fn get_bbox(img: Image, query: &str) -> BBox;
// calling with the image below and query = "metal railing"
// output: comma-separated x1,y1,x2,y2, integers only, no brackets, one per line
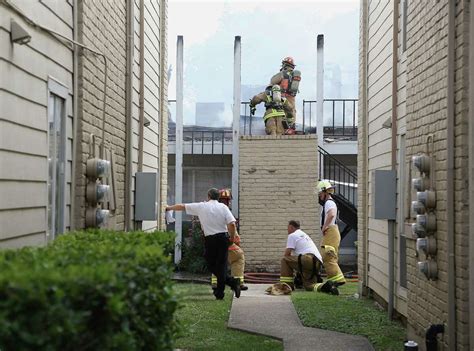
303,99,358,138
318,145,357,205
168,129,232,154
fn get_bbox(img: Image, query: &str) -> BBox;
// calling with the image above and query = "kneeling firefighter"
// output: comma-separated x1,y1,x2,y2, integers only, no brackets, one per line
211,189,248,291
313,180,346,294
249,85,294,136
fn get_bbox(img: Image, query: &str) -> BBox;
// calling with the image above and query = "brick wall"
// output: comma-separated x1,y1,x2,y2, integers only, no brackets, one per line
75,0,128,230
239,135,319,272
404,1,470,349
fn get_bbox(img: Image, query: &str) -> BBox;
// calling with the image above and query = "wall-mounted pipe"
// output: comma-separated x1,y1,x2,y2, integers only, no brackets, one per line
71,0,79,230
388,0,399,321
446,0,456,348
469,0,474,347
137,0,145,172
124,0,134,231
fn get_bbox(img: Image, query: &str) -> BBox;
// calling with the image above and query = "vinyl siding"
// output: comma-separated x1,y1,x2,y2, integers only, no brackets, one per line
0,0,74,247
366,0,393,303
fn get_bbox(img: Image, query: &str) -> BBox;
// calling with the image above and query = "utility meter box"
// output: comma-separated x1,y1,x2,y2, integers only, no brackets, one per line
372,170,397,220
135,172,158,221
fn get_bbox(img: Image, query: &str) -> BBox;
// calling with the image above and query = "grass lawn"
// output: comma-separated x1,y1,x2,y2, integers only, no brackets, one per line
292,282,406,351
173,283,282,351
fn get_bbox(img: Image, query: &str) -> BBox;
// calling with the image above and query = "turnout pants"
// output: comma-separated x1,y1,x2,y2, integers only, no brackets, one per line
280,254,321,291
265,117,285,135
204,233,235,297
211,247,245,286
320,224,345,285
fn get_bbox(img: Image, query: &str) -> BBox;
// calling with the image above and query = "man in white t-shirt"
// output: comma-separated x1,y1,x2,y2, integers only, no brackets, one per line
166,188,241,300
279,220,323,291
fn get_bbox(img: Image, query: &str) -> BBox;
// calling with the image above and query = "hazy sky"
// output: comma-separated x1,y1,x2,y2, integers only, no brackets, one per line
168,0,359,126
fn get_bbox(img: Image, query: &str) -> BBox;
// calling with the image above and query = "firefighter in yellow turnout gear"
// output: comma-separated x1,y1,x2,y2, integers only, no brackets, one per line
314,180,346,294
211,189,248,291
269,56,301,133
250,85,294,136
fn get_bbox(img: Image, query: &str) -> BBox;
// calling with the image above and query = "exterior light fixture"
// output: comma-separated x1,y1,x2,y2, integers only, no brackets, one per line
10,19,31,45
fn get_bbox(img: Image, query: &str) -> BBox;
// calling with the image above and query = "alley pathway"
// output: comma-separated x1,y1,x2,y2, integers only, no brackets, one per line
228,284,374,351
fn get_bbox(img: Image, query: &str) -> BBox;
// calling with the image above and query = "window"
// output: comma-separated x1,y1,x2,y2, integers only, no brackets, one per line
47,79,68,240
401,0,408,53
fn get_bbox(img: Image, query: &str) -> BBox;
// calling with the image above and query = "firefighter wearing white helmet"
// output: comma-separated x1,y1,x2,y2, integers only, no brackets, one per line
269,56,302,134
314,180,346,294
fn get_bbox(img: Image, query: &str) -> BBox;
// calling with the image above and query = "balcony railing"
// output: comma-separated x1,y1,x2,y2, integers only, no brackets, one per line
302,99,358,138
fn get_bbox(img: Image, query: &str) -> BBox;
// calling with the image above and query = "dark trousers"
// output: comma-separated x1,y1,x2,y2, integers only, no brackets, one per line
204,232,233,297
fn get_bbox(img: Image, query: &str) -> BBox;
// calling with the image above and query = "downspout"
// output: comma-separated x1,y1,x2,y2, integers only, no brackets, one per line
447,0,456,348
71,0,79,230
124,0,134,231
388,0,399,320
469,0,474,346
363,0,370,291
158,0,168,231
138,0,145,172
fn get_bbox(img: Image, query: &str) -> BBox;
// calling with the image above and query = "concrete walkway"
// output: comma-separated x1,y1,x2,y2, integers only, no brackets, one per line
228,284,374,351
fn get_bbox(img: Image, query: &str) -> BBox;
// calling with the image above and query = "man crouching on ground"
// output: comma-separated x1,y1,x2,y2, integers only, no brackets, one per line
279,220,323,291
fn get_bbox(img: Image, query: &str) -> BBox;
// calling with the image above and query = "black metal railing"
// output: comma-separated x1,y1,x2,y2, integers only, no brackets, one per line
303,99,358,138
168,130,232,154
318,145,357,206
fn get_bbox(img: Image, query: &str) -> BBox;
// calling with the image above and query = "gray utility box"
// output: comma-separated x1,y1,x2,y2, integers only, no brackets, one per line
372,170,397,220
135,172,158,221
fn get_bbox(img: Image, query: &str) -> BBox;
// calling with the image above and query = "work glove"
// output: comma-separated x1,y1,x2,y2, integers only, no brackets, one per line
250,105,256,115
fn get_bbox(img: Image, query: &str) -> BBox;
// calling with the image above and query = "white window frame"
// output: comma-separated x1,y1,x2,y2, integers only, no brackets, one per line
47,77,69,240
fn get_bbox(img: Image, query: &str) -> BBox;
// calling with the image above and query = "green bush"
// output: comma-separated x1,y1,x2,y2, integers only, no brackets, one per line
178,217,208,273
0,230,178,351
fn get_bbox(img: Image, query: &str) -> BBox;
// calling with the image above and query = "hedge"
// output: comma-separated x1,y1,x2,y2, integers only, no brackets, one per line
0,230,177,351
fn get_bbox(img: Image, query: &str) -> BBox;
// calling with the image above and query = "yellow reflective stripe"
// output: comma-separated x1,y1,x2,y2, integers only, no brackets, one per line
264,109,285,121
327,273,345,282
314,283,324,292
211,274,217,284
280,276,294,283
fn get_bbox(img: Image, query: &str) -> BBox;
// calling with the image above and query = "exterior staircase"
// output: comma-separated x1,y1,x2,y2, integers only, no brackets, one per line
318,146,357,240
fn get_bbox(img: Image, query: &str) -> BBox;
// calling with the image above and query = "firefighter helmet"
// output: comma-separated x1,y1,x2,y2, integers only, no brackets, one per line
316,180,335,194
218,189,232,206
282,56,296,68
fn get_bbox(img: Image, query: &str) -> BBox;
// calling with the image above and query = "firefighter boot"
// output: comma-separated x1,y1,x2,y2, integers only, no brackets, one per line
318,280,339,296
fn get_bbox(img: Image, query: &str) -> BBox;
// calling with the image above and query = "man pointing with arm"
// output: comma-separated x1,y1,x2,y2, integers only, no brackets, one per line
166,188,241,300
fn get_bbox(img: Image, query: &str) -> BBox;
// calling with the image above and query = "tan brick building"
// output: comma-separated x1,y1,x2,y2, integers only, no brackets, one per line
239,135,319,271
358,0,473,349
0,0,168,247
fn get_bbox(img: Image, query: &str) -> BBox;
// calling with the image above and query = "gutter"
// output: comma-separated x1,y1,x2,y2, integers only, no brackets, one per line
138,0,145,172
446,0,456,347
388,0,399,320
70,0,79,230
124,0,134,231
469,0,474,347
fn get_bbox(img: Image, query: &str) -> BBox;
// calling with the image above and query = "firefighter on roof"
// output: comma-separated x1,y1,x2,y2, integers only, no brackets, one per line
269,56,301,134
250,85,294,136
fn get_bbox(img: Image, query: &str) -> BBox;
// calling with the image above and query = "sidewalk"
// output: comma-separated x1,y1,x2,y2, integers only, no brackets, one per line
228,284,374,351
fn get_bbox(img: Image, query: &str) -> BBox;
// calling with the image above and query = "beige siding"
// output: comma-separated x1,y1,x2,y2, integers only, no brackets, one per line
0,0,74,247
365,0,394,303
360,0,471,349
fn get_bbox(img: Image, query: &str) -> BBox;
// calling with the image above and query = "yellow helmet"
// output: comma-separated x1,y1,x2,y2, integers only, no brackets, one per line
316,180,335,194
